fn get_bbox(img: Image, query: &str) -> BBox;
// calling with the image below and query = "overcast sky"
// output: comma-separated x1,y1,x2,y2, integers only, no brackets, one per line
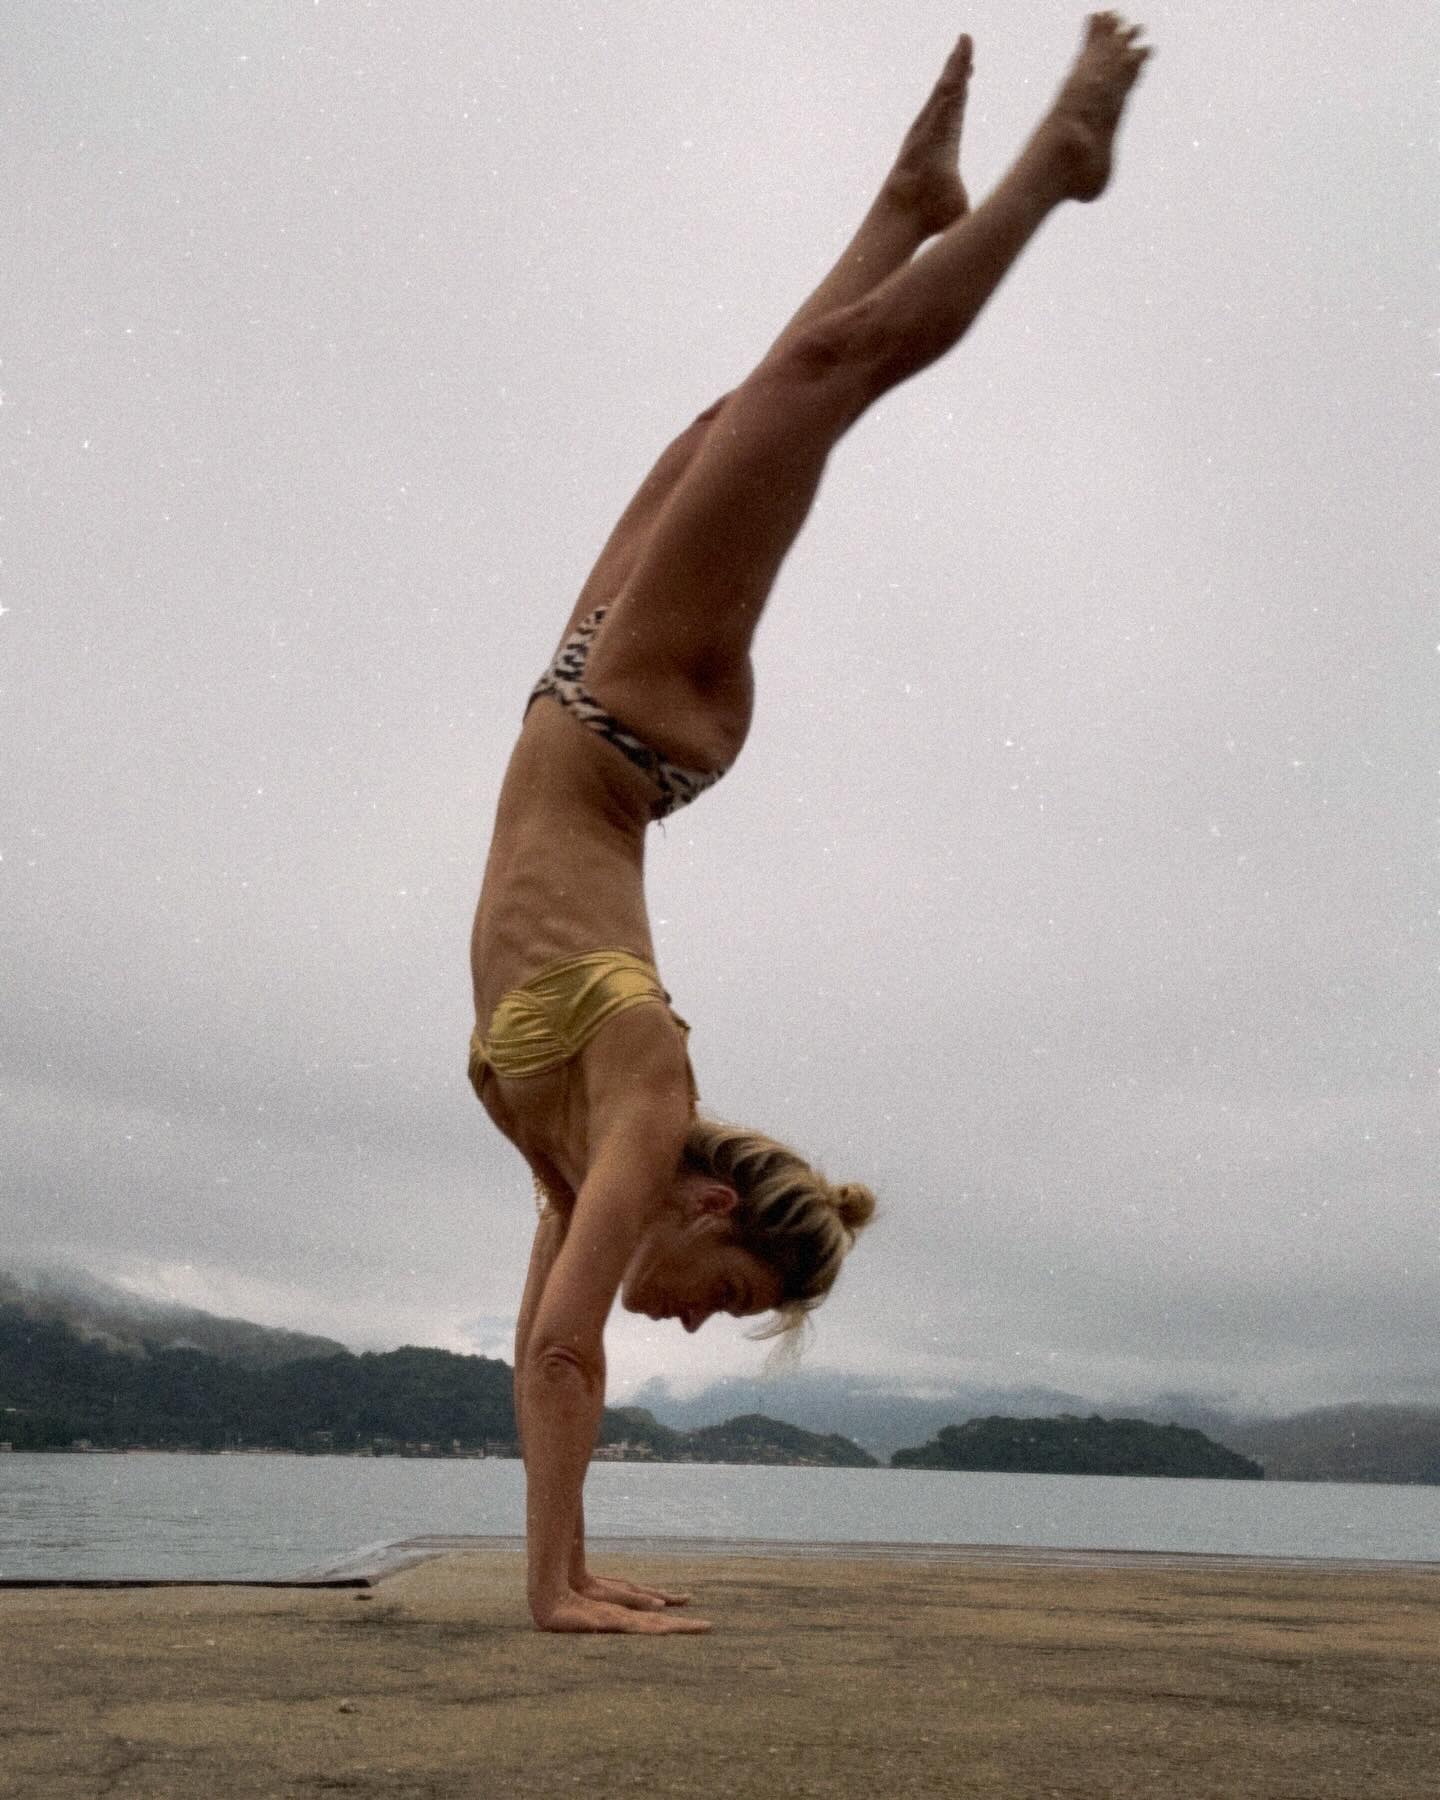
3,0,1435,1419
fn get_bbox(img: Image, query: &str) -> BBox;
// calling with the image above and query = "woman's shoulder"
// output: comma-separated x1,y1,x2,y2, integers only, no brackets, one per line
475,1058,587,1200
580,1004,697,1151
474,1011,689,1236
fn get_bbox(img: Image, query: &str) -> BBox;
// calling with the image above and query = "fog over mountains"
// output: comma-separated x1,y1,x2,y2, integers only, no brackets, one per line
0,1264,346,1371
5,1265,1438,1483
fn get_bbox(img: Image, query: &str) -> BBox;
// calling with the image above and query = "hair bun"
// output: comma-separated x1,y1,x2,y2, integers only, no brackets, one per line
830,1181,877,1235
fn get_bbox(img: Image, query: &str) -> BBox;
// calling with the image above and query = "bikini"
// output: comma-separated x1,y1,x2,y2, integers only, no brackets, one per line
469,949,698,1216
468,949,693,1094
525,605,726,821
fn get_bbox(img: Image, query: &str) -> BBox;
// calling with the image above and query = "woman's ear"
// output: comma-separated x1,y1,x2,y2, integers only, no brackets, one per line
693,1180,739,1218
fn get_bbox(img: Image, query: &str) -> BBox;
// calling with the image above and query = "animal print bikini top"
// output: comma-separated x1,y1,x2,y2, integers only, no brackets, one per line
526,606,727,819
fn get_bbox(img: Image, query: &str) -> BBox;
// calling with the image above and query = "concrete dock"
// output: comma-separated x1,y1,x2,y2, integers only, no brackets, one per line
3,1541,1437,1798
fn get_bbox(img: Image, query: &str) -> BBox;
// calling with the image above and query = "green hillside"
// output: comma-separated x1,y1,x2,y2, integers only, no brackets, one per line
0,1305,515,1453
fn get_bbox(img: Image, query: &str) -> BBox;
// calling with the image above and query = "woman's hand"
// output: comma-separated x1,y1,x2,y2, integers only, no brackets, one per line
520,1090,694,1621
574,1570,694,1612
533,1589,712,1634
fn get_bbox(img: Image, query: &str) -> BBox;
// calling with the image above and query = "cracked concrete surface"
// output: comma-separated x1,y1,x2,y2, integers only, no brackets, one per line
3,1551,1438,1798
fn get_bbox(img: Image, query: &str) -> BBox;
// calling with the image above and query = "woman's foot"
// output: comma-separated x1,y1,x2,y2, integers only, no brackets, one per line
885,33,974,236
1038,12,1151,203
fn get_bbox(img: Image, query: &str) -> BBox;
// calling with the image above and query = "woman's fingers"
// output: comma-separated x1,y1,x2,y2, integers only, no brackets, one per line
537,1593,712,1634
609,1576,692,1606
579,1573,694,1610
626,1608,710,1634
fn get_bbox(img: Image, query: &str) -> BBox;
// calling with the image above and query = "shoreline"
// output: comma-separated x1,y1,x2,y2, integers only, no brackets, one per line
314,1532,1440,1582
6,1531,1440,1590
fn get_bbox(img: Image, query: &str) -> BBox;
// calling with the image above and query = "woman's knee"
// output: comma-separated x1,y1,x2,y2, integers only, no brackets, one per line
754,302,893,421
694,390,732,424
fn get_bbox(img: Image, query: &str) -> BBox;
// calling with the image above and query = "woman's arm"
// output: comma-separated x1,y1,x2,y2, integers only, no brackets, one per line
514,1209,689,1612
519,1093,709,1634
513,1211,590,1586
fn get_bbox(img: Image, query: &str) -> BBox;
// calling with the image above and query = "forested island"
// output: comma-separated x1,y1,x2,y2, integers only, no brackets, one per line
0,1306,873,1466
892,1415,1263,1479
607,1408,876,1468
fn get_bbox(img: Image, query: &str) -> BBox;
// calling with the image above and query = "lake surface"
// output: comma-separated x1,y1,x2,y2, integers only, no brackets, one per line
1,1452,1437,1581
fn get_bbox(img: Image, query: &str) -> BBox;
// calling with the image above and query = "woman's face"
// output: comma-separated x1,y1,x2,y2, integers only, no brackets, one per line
620,1177,783,1333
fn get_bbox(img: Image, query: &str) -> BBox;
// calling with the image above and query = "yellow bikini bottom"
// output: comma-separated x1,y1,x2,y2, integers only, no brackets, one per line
468,948,693,1095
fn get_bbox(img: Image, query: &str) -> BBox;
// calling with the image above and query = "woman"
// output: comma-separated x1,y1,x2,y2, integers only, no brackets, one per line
470,15,1150,1633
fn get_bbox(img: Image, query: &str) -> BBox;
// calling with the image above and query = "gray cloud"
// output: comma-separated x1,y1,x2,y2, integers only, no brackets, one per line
4,0,1435,1408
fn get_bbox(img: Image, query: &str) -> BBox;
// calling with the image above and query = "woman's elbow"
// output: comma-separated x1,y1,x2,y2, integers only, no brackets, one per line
524,1338,604,1400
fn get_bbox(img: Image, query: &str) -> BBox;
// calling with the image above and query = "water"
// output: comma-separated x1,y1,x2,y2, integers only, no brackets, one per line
1,1452,1437,1581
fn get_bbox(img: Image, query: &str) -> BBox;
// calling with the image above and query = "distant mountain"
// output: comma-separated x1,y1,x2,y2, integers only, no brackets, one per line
627,1370,1096,1461
0,1307,871,1466
0,1266,346,1370
1221,1405,1440,1486
599,1405,875,1466
684,1413,877,1468
629,1372,1440,1486
627,1370,1264,1461
6,1271,1435,1483
892,1414,1262,1480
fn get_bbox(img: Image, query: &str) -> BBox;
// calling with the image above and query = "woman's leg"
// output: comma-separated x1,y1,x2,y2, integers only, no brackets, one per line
760,33,975,360
552,36,977,645
592,15,1149,700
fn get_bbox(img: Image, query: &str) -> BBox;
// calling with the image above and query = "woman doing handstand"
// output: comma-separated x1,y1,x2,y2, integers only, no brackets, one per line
469,15,1150,1632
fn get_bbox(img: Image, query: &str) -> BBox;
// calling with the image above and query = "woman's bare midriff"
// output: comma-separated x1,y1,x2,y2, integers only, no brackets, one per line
470,707,655,1019
469,701,696,1198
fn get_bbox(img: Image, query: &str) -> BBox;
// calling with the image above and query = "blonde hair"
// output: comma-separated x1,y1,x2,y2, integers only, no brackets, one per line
681,1117,876,1340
